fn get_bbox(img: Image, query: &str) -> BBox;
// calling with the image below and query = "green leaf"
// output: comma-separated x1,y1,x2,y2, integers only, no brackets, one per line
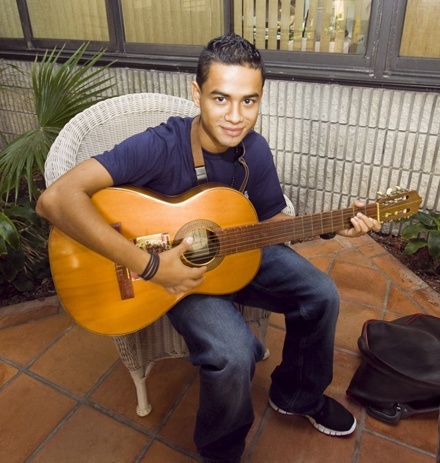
0,129,55,200
403,239,427,255
11,273,35,292
0,212,20,250
4,202,41,227
413,211,436,228
433,215,440,231
0,259,19,282
427,230,440,259
401,222,428,239
3,246,26,271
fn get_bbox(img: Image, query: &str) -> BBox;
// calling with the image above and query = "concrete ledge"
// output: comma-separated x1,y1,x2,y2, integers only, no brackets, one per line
0,295,60,329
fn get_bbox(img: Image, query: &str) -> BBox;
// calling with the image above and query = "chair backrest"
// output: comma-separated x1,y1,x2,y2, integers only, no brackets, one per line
44,93,200,186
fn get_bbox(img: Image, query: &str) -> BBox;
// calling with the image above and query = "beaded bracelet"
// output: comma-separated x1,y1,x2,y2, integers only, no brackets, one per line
140,253,160,280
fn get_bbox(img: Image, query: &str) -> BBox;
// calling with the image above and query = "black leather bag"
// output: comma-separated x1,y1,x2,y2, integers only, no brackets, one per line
346,313,440,423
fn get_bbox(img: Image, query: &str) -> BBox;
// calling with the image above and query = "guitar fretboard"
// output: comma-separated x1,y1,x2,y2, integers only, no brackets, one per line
217,204,377,255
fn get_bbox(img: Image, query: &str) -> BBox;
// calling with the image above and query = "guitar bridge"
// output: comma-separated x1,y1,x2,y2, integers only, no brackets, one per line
130,233,171,280
134,233,171,253
111,225,171,298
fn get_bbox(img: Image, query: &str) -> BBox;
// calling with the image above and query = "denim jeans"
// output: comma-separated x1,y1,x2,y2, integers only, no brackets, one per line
167,244,340,462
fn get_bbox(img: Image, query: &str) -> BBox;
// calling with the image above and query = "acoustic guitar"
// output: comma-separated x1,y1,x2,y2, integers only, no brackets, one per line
49,184,422,335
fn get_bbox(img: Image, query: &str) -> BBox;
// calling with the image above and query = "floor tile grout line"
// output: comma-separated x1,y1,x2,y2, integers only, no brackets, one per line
0,355,28,391
153,366,199,433
7,364,150,433
7,321,75,373
243,400,272,462
364,255,437,315
351,407,367,463
13,367,168,462
1,332,202,461
23,403,82,463
334,346,361,358
17,366,159,437
82,357,121,399
131,366,201,461
380,278,392,319
363,428,437,459
333,237,437,316
136,436,201,463
20,392,201,463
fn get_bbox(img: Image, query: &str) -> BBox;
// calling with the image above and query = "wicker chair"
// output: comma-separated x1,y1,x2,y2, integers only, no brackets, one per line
45,93,295,416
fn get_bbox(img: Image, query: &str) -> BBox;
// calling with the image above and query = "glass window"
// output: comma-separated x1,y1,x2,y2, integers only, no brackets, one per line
0,0,23,39
121,0,224,45
27,0,109,41
234,0,372,54
400,0,440,59
0,0,439,90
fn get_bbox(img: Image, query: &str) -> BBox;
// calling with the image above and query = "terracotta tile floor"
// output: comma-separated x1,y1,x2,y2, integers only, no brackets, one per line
1,235,439,463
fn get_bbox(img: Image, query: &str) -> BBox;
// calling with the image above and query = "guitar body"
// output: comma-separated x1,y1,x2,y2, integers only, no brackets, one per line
49,184,262,335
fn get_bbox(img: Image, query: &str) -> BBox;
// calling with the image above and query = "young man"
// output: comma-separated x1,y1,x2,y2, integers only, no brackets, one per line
37,34,380,462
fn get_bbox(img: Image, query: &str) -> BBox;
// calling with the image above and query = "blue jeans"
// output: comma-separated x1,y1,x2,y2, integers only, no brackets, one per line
167,244,340,462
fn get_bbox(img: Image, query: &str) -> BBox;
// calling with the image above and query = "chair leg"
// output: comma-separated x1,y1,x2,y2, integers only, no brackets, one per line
129,367,152,416
256,317,270,359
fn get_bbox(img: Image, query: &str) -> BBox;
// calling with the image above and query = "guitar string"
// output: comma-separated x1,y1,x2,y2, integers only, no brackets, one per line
179,197,413,264
137,193,414,265
177,204,379,264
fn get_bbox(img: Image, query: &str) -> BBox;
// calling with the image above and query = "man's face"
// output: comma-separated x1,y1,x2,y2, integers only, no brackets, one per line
191,63,263,153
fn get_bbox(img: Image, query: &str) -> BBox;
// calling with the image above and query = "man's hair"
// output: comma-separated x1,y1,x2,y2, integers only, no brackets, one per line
196,33,265,88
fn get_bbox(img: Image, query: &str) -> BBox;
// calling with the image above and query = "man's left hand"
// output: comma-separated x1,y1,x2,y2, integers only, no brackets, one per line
337,200,381,238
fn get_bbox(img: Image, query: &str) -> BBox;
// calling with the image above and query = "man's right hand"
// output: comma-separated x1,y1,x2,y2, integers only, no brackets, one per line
152,236,207,295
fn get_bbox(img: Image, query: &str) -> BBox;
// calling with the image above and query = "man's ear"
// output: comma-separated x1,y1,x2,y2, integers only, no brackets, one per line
191,81,201,108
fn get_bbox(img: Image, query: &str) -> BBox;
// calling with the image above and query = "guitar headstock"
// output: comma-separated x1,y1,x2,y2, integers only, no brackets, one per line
376,188,422,223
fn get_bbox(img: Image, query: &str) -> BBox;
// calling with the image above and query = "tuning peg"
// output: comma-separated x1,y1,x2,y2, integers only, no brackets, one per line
386,187,394,196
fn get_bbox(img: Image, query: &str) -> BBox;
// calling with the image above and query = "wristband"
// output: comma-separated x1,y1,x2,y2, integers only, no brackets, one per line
140,253,160,280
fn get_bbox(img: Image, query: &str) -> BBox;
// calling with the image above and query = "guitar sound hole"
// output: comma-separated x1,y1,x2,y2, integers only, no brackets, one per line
174,219,223,271
182,228,219,267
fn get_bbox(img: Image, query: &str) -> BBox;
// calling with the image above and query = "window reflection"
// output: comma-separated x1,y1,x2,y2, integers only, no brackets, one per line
122,0,224,45
400,0,440,59
234,0,372,55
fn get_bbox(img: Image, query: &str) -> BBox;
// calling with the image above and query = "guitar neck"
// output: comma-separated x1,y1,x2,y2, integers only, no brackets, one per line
217,203,377,255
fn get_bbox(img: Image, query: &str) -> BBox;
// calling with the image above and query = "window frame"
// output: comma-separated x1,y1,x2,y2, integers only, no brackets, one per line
0,0,438,91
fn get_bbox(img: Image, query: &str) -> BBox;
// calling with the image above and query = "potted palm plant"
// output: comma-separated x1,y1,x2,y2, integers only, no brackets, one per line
0,43,116,200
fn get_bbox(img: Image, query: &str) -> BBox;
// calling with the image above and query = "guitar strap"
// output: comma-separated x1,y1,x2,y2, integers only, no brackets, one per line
190,115,208,185
190,115,249,193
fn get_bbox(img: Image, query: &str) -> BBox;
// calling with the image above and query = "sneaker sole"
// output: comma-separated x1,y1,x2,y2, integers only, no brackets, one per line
269,398,357,437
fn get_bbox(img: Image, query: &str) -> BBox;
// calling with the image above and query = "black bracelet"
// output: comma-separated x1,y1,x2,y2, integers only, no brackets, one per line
320,232,337,240
140,253,160,280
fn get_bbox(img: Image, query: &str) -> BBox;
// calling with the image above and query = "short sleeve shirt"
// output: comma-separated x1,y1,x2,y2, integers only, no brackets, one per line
93,116,286,221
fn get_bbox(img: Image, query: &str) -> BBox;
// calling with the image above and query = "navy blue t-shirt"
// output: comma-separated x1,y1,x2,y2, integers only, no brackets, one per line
93,116,286,221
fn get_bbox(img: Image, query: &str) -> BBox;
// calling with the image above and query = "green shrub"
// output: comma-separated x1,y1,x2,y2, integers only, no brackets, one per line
402,211,440,272
0,199,49,293
0,44,116,294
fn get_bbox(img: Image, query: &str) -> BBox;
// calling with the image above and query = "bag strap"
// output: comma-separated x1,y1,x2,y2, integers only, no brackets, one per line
190,115,249,193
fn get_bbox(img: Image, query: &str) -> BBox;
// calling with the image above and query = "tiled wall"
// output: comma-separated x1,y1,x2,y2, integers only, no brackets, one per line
1,61,438,231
